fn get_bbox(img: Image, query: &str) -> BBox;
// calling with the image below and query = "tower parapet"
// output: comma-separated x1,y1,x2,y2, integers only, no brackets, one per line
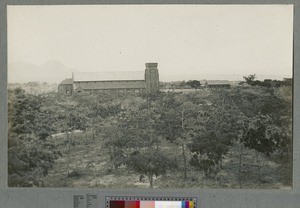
145,63,158,69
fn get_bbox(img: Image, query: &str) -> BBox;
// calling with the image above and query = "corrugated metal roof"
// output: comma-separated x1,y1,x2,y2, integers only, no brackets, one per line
73,71,145,82
74,81,146,90
199,80,206,85
200,80,230,85
60,78,73,85
206,80,230,85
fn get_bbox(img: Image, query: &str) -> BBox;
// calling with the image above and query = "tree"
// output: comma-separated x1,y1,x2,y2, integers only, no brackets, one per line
242,115,283,182
187,80,201,89
126,149,176,188
8,134,61,186
188,108,234,178
100,95,161,172
243,74,257,86
244,116,279,157
8,89,62,186
223,86,292,186
155,93,203,180
186,89,246,180
101,118,127,171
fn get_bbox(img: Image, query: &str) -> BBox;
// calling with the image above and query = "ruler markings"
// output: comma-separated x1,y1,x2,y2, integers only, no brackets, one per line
86,194,98,208
74,195,85,208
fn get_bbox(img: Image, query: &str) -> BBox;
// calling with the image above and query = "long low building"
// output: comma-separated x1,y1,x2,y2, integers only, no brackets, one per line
58,63,159,94
200,80,231,88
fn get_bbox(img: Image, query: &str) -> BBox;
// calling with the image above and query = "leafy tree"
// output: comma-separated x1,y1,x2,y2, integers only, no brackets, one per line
8,134,61,186
186,89,245,180
100,118,127,171
190,156,217,178
243,115,279,157
187,80,201,89
155,93,203,180
223,86,292,186
126,149,176,188
243,74,257,86
8,89,62,186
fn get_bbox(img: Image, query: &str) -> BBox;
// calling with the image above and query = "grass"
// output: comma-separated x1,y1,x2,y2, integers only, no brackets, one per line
42,131,291,189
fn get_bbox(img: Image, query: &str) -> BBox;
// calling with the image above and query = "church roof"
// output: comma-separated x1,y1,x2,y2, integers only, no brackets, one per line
75,81,146,90
73,71,145,82
60,78,73,85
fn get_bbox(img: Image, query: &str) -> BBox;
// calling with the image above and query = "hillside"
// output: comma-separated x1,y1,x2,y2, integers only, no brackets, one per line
7,86,292,188
42,130,289,189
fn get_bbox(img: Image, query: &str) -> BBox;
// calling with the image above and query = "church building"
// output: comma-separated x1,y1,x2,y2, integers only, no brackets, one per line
58,63,159,94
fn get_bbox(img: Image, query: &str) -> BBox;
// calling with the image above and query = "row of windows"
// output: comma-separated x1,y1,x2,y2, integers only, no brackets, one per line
79,89,143,94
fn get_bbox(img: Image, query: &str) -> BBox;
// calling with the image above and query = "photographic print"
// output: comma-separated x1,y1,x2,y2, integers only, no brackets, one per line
7,5,293,189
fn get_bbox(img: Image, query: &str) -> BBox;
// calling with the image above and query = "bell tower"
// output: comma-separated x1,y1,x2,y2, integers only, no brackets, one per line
145,63,159,93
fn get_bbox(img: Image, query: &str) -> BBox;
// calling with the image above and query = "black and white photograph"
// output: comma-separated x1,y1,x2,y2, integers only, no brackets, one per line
7,5,293,189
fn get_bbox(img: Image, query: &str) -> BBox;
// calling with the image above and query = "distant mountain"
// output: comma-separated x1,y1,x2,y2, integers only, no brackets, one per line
8,61,77,83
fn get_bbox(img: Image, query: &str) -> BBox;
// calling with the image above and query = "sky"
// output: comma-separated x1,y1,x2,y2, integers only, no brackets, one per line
7,5,293,81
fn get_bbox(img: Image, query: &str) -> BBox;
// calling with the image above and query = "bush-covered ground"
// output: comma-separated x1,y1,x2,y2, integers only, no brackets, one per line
8,82,292,188
41,131,289,189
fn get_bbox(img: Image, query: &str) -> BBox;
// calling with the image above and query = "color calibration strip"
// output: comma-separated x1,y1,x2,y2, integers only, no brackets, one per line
106,197,196,208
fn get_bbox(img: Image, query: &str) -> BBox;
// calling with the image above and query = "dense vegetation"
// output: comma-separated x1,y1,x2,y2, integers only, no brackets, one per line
8,81,292,188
